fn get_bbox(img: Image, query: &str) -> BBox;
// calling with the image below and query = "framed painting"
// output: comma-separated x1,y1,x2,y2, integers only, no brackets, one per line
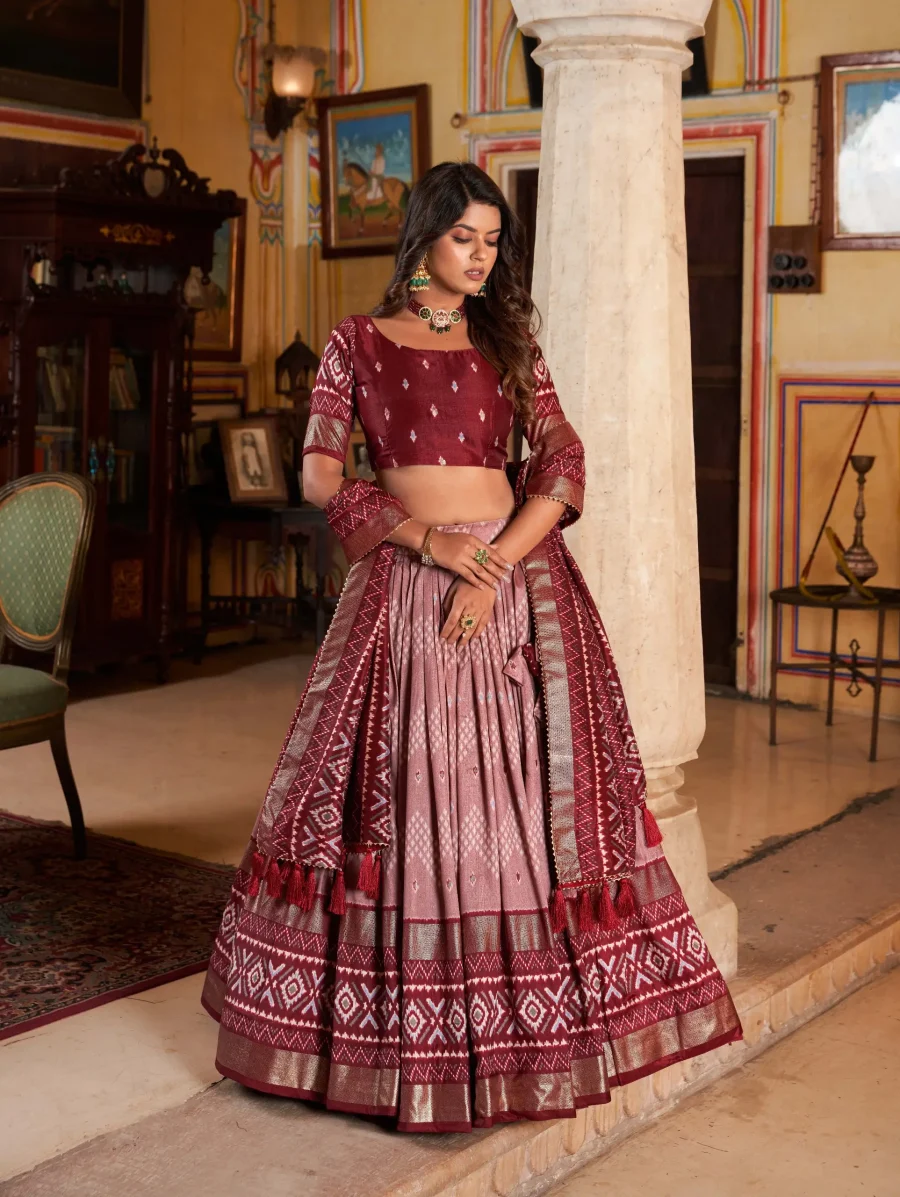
318,84,431,259
821,52,900,250
219,417,288,506
184,201,247,361
0,0,144,118
345,427,376,481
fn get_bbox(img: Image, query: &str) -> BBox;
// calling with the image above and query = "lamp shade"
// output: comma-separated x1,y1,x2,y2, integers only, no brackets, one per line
270,47,316,99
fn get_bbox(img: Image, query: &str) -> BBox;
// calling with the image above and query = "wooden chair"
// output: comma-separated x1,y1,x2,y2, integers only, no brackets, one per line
0,473,96,858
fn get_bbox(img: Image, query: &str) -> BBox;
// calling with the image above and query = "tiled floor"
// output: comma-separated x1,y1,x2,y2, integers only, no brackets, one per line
1,646,898,1181
549,966,900,1197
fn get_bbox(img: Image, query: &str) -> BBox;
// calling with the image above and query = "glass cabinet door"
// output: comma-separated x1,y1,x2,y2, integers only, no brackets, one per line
106,339,155,534
34,336,86,476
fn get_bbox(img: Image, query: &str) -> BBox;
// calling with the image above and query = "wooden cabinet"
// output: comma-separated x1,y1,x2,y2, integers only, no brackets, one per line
0,143,242,676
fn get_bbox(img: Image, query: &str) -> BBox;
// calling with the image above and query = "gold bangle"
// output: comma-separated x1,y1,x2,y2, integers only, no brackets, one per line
421,526,435,566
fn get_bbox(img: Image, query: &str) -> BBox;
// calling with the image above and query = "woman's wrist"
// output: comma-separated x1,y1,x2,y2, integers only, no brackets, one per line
387,518,431,552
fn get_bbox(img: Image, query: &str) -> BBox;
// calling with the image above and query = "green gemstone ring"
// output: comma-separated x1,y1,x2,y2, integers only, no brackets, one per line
474,548,490,566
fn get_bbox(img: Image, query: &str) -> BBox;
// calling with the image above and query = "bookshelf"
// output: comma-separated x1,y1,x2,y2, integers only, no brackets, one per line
0,142,242,677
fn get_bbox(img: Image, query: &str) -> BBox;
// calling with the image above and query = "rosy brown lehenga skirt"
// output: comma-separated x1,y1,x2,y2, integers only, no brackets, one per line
202,517,742,1132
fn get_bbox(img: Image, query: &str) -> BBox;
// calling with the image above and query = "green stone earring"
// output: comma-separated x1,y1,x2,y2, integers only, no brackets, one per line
409,256,431,292
476,281,487,298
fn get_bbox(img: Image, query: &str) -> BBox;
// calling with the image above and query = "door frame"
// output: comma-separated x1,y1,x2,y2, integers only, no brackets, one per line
474,119,773,696
684,144,754,693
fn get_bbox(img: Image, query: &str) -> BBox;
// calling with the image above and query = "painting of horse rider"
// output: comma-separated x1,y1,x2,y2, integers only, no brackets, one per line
318,85,431,259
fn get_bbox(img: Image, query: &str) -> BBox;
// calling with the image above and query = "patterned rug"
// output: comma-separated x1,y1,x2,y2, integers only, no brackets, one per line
0,811,233,1041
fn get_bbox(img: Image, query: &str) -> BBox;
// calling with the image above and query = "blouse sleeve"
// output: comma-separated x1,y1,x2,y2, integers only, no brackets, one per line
302,317,357,466
519,344,586,525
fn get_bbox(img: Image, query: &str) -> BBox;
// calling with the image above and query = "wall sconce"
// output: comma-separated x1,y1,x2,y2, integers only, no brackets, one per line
263,44,326,140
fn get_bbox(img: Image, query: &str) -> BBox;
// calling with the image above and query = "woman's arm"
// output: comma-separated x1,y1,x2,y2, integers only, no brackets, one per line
489,494,565,564
487,343,585,563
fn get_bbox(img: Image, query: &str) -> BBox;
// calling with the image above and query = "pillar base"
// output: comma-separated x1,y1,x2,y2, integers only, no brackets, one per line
647,767,738,979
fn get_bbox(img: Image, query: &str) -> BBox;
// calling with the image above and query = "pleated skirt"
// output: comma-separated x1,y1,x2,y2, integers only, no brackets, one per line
203,518,742,1131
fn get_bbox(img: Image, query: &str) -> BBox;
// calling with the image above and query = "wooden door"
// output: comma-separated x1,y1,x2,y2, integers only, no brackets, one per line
513,168,540,293
684,156,745,686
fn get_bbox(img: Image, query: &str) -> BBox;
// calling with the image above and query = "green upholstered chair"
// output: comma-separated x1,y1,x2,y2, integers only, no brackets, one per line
0,473,96,858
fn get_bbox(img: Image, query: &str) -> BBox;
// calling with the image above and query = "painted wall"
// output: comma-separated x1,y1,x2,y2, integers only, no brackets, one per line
305,0,900,720
3,0,896,702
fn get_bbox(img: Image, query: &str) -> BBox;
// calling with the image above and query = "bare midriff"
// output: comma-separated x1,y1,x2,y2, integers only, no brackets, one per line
375,465,515,526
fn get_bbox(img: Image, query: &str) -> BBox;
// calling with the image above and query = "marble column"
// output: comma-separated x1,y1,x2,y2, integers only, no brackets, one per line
512,0,737,977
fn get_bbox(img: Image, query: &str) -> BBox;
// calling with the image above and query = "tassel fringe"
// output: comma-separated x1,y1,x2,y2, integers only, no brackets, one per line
286,863,306,908
642,804,664,847
329,868,347,915
615,875,637,919
266,856,283,899
549,886,567,933
248,849,266,897
358,850,375,895
577,887,593,933
598,880,620,931
358,849,382,900
303,865,318,910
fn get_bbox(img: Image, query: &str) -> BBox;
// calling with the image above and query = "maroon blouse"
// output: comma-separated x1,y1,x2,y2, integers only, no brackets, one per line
302,315,514,471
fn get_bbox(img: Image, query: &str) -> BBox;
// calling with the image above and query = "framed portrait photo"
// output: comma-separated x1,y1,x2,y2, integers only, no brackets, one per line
318,84,430,259
219,417,288,505
0,0,144,118
821,51,900,250
184,201,247,361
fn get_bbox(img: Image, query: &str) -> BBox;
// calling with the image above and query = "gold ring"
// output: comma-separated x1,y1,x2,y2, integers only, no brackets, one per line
474,548,490,566
459,614,476,631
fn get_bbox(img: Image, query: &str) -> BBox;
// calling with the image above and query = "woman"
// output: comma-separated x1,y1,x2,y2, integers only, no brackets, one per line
202,162,742,1132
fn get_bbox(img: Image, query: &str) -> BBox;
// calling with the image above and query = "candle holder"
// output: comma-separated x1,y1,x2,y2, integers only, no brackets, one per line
838,455,878,585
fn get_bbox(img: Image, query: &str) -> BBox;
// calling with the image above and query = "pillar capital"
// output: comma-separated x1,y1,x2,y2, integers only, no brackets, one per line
512,0,712,67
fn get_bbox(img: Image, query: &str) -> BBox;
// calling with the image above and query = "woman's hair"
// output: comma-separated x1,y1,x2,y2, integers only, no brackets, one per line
371,161,539,423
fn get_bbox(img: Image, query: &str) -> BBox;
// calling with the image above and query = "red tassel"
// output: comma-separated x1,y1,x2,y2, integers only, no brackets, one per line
598,880,620,931
577,887,594,933
266,856,283,899
358,850,375,895
615,876,637,920
329,868,347,915
642,804,664,847
248,849,266,897
370,853,382,900
549,886,567,934
286,863,306,908
304,865,318,910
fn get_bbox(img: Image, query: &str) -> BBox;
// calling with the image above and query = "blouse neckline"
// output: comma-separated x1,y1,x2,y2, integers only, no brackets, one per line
364,315,482,356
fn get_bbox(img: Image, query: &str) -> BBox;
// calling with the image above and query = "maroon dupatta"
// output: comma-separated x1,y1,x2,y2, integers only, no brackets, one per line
248,340,662,932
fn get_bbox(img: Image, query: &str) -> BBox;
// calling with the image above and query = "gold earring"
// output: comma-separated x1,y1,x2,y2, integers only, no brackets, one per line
409,256,431,292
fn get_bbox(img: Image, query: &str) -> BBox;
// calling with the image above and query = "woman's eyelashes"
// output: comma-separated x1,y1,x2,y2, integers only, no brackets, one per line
452,237,499,249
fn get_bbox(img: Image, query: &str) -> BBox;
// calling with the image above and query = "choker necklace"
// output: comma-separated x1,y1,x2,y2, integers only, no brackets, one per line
407,295,465,336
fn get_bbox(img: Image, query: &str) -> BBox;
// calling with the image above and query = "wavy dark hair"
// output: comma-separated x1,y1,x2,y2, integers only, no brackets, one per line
371,161,539,423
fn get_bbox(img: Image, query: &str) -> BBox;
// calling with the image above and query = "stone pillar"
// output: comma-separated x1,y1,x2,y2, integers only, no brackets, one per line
512,0,737,977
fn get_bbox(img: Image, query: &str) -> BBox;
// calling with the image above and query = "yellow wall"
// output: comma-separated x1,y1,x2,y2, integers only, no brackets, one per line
5,0,897,694
302,0,900,717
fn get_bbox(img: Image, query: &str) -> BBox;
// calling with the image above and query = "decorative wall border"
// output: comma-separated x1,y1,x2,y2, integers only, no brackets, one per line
0,104,145,150
467,0,783,115
332,0,365,95
684,116,775,697
775,378,900,688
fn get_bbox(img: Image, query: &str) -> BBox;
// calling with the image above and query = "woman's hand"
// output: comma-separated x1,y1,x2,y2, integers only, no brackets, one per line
430,530,512,591
440,579,496,644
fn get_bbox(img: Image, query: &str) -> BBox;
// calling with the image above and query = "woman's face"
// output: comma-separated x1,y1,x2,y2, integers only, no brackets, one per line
427,202,501,296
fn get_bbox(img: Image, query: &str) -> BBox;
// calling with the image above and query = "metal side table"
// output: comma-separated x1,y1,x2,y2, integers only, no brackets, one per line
769,584,900,761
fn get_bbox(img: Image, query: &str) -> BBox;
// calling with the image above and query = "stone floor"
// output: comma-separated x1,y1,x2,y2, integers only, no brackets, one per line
3,782,898,1197
1,644,898,1183
548,966,900,1197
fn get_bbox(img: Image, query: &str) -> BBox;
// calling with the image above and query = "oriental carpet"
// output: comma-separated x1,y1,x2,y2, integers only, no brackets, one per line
0,811,232,1041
